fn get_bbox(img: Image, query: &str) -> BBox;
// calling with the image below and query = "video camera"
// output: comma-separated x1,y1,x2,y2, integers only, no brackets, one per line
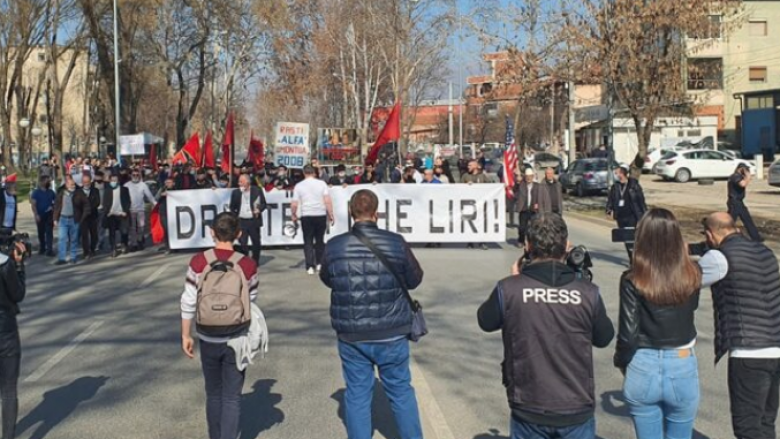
0,230,32,262
521,244,594,281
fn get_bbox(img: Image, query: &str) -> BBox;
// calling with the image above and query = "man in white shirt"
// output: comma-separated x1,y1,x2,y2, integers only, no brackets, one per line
291,165,334,275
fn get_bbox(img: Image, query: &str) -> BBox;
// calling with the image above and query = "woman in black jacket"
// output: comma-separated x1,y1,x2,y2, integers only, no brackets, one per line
615,208,702,439
0,243,26,439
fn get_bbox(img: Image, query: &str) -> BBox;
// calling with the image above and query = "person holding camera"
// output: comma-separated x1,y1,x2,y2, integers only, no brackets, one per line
606,164,647,262
478,213,614,439
0,240,27,439
727,163,761,242
614,209,702,439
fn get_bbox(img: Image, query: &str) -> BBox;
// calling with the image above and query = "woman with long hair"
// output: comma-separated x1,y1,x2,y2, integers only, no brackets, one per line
615,208,702,439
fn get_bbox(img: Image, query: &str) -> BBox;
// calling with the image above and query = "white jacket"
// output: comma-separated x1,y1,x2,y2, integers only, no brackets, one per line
227,303,268,371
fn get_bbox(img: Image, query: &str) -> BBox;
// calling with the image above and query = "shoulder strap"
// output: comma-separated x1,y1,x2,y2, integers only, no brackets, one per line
227,251,244,267
203,249,218,265
351,229,419,312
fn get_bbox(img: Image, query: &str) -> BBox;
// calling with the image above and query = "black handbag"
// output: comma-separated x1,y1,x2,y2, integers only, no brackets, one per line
351,229,428,342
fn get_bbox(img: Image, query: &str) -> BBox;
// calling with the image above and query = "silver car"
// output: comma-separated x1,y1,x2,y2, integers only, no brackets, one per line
769,159,780,188
560,158,619,197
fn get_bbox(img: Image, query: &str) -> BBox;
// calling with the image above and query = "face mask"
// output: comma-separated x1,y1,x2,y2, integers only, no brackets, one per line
338,172,346,178
217,181,227,188
110,182,118,188
132,177,140,183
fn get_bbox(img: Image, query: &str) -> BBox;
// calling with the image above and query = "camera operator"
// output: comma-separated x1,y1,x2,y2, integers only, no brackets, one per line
0,240,27,439
478,213,614,438
606,164,647,262
727,163,761,242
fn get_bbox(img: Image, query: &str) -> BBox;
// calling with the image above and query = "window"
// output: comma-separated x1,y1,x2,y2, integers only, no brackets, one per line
746,95,773,110
749,67,768,83
690,15,722,39
688,129,702,137
749,20,768,37
37,52,46,62
483,102,499,118
677,130,686,137
688,58,724,90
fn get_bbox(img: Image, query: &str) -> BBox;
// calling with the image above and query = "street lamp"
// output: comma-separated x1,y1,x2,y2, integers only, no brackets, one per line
18,118,30,129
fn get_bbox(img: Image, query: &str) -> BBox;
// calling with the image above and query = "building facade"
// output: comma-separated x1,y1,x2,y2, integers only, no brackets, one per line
687,0,780,148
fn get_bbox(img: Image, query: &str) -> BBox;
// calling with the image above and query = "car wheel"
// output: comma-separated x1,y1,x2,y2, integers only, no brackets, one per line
675,168,691,183
575,182,585,197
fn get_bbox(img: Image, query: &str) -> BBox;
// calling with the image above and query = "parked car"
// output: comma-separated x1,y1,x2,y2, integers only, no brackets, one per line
530,152,563,173
560,158,619,197
769,159,780,188
644,146,683,172
654,149,756,183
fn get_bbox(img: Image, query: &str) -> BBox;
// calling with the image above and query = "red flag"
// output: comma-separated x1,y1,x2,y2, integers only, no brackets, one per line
150,203,165,245
366,101,401,165
172,133,200,165
203,131,215,168
149,143,159,171
247,132,264,171
221,114,235,174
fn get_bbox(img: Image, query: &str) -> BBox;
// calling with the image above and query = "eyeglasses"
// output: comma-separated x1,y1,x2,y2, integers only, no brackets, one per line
132,174,140,177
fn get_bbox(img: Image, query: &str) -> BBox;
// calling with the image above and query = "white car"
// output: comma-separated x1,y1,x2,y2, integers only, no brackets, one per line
654,149,756,183
769,159,780,188
644,147,682,172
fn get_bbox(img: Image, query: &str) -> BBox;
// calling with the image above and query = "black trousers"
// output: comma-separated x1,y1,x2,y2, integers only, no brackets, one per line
200,341,245,439
36,211,54,253
79,215,99,255
301,216,327,269
0,355,19,439
729,357,780,439
729,201,762,242
106,215,128,251
518,211,535,246
238,218,261,262
616,216,638,262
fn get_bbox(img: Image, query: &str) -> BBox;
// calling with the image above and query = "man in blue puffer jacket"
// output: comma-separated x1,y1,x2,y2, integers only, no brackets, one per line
320,189,424,439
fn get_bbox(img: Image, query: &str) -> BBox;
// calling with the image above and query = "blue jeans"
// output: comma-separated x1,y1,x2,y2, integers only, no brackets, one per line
511,416,595,439
200,341,245,439
57,216,79,262
623,348,700,439
338,338,423,439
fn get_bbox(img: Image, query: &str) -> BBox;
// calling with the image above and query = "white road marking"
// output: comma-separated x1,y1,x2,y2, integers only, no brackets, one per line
139,263,172,289
25,320,105,383
410,356,456,439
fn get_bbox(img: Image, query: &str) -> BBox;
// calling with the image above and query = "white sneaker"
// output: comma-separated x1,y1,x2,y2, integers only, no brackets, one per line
307,267,315,275
316,264,322,273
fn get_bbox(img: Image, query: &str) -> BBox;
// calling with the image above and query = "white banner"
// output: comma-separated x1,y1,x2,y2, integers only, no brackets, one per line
166,184,506,249
119,134,146,155
274,122,310,169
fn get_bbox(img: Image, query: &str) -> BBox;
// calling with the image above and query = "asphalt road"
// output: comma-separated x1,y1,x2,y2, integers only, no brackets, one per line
12,211,740,439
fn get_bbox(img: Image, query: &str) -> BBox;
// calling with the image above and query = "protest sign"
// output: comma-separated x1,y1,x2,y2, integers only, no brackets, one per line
166,184,506,249
119,134,146,156
274,122,310,169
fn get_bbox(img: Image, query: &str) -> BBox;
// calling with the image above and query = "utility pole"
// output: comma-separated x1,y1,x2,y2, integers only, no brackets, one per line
568,80,576,165
448,83,454,148
458,11,464,156
112,0,122,155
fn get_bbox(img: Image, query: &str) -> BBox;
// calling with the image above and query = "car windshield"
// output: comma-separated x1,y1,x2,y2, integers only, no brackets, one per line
583,161,608,171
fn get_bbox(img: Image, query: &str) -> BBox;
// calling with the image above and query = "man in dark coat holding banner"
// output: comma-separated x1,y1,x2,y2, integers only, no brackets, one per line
230,174,267,263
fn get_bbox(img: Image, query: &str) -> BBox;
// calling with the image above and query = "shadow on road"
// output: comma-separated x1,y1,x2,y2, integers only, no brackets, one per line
16,376,109,439
239,379,285,439
332,384,399,439
600,390,711,439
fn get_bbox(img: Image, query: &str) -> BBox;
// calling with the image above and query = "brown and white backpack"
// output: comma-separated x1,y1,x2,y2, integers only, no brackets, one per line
196,250,251,337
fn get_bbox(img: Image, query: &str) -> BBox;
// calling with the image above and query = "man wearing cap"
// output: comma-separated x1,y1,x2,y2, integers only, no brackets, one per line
0,174,19,234
515,168,551,247
606,164,647,261
728,163,761,242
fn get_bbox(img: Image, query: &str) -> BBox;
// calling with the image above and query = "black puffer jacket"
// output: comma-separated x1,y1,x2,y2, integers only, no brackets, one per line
0,253,25,357
320,222,424,343
614,274,699,369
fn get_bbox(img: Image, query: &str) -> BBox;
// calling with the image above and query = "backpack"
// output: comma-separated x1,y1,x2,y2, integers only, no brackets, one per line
196,250,251,337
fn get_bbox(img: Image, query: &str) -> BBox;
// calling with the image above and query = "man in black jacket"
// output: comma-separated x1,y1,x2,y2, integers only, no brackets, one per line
478,213,614,439
79,174,102,260
606,165,647,262
53,176,90,265
103,173,131,257
319,189,424,439
698,212,780,439
230,174,267,263
0,240,26,439
727,163,761,242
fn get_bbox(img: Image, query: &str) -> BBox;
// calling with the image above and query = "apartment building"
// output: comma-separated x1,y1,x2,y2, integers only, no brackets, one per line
687,0,780,148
